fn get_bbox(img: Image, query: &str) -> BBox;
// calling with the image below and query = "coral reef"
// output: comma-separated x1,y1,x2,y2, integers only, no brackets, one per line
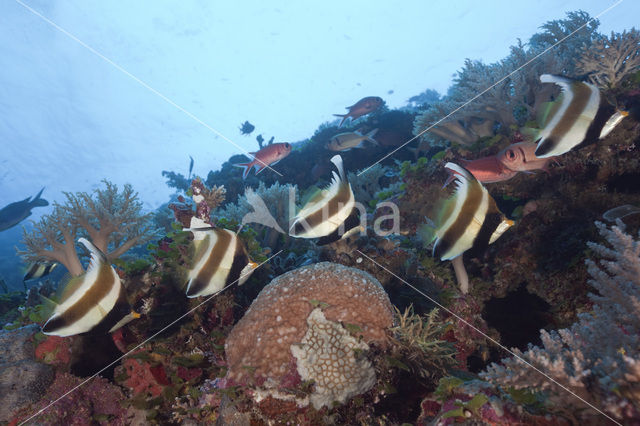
11,372,127,425
577,28,640,88
0,324,55,423
20,180,155,276
224,262,394,407
388,306,456,381
481,221,640,423
413,11,603,147
291,308,376,409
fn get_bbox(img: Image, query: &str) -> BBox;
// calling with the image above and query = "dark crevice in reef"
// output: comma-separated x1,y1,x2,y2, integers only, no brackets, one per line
482,283,553,352
607,172,640,193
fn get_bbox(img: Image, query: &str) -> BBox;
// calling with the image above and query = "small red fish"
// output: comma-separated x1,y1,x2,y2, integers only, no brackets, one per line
333,96,383,127
234,142,292,179
460,142,554,184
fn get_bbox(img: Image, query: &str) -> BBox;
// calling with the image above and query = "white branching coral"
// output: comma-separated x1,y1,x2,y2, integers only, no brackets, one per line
412,11,602,147
291,308,376,409
20,180,155,276
219,181,296,232
481,221,640,422
577,29,640,88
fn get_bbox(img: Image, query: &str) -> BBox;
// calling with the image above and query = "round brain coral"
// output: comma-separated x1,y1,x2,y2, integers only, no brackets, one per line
224,262,394,407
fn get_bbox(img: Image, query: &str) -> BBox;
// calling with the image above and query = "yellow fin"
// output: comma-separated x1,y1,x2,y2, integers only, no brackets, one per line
57,275,85,305
537,96,563,128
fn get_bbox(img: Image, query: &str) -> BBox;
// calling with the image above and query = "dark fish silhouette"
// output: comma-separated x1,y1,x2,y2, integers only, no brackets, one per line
0,188,49,232
188,156,194,180
333,96,383,127
239,121,255,135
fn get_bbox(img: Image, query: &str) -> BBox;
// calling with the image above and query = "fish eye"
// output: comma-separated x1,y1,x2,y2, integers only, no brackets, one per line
285,143,291,148
507,150,515,159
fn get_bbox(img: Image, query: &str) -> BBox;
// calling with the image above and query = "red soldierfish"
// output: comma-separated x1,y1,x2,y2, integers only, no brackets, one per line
459,142,554,184
234,143,292,179
333,96,383,127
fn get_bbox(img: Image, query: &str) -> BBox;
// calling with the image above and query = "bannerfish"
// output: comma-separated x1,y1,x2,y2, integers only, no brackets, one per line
184,217,258,298
42,238,139,337
234,142,292,179
460,142,554,184
0,188,49,232
24,262,58,282
432,163,514,261
289,155,355,238
315,210,364,246
327,129,378,151
534,74,628,158
333,96,383,127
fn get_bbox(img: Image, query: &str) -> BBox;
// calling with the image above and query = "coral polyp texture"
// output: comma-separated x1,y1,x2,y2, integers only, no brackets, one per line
224,262,394,405
291,308,376,409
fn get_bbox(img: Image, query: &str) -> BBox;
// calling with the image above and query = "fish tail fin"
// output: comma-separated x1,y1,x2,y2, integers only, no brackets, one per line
365,128,379,144
333,114,348,128
254,162,268,175
329,155,346,181
233,162,255,179
31,187,49,207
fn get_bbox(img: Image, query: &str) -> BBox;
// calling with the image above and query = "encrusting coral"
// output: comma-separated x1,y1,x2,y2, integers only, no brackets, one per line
224,262,394,407
20,180,156,276
291,308,376,409
577,28,640,88
481,221,640,422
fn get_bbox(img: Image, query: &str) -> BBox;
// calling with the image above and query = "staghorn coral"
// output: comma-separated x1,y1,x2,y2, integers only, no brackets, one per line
20,180,156,276
577,29,640,88
481,221,640,422
224,262,394,407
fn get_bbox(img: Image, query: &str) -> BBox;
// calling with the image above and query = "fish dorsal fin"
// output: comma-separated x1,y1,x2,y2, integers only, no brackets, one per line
330,155,347,182
78,238,107,280
296,155,347,218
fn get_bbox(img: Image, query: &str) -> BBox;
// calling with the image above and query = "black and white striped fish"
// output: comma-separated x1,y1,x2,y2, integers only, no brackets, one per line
42,238,139,337
185,218,258,298
535,74,628,158
289,155,355,238
432,163,514,261
23,262,58,282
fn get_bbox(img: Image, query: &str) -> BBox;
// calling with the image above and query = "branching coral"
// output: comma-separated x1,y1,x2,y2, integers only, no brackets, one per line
481,221,640,422
389,306,456,381
577,29,640,88
219,181,296,228
412,11,602,147
20,180,156,276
